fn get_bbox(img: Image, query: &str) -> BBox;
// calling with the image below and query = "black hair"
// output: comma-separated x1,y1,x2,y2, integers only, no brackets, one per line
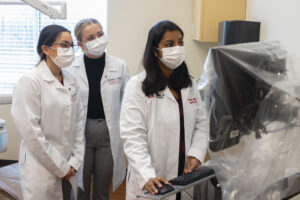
37,24,70,62
142,20,192,97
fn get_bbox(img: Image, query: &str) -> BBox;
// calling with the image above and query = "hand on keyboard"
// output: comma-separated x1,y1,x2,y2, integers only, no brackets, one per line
155,183,174,195
169,166,215,186
144,176,171,195
184,156,201,174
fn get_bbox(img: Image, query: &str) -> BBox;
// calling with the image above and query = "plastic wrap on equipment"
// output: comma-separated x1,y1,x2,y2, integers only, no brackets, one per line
198,41,300,200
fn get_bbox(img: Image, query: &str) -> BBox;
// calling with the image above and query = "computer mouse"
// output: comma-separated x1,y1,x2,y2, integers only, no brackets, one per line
155,183,174,195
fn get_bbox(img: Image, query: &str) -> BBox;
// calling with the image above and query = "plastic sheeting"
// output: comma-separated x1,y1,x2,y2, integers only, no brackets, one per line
198,41,300,200
0,163,22,200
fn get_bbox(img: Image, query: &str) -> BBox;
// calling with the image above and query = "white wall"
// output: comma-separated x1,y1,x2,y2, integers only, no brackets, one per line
107,0,214,77
246,0,300,58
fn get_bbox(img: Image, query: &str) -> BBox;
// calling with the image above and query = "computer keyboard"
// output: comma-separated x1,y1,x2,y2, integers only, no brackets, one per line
169,166,215,186
155,183,175,195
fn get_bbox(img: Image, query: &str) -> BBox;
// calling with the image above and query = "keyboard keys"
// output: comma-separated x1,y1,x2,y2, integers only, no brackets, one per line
169,166,215,186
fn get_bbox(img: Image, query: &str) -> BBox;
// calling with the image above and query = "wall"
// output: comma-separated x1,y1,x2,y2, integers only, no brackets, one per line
246,0,300,58
107,0,214,77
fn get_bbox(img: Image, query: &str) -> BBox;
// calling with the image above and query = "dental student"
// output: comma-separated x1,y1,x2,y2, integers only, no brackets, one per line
120,20,209,200
11,24,85,200
68,18,130,200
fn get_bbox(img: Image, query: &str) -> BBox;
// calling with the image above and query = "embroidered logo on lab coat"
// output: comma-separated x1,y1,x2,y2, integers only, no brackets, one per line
108,77,122,85
148,94,165,99
188,98,197,104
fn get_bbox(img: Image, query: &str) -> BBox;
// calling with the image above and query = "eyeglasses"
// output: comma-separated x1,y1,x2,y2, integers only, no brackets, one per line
53,42,77,49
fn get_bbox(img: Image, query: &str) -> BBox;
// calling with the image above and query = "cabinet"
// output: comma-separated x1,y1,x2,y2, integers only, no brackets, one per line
192,0,247,42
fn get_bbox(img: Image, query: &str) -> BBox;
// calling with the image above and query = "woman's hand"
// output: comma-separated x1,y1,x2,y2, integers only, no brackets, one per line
144,177,170,195
184,156,201,174
63,166,77,180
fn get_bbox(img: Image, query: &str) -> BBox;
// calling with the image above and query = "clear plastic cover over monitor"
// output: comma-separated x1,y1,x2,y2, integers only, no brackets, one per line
199,41,300,200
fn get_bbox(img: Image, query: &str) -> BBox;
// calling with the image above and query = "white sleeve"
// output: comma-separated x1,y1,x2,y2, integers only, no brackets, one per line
67,83,85,171
121,62,130,101
11,76,70,178
120,78,156,190
187,84,209,164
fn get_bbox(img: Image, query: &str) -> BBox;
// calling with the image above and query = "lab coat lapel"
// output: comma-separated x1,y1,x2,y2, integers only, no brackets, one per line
181,86,190,105
162,87,177,103
101,53,109,86
76,55,89,88
62,70,76,90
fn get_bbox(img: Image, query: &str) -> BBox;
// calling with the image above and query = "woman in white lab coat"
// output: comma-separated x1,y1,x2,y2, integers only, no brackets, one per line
11,25,85,200
68,18,130,200
120,20,209,200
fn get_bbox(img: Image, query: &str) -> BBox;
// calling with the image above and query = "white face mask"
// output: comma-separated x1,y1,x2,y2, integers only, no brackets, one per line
84,36,108,57
51,47,74,68
159,46,185,70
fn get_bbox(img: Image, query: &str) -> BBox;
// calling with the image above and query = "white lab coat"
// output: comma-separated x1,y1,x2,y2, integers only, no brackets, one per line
68,53,130,191
120,72,209,200
11,60,85,200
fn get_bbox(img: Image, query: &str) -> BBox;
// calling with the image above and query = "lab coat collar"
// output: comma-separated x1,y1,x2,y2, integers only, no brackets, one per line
138,71,191,104
37,60,55,82
72,53,112,87
39,60,75,89
162,85,190,104
39,60,56,82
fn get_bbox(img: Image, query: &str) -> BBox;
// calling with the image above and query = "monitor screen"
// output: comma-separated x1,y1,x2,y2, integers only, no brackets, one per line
205,41,297,152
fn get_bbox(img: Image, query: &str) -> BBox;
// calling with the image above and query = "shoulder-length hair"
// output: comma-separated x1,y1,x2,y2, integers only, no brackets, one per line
142,20,192,97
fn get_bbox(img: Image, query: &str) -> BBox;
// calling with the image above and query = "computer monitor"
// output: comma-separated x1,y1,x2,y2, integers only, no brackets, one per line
206,41,298,152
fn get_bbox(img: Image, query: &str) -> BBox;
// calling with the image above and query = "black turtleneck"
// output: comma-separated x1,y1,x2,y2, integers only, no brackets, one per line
84,53,105,119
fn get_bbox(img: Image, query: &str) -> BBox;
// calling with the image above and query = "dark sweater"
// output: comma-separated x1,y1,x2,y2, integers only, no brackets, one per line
84,53,106,119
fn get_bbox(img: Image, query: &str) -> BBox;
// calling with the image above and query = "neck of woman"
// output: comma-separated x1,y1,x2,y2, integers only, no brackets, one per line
159,62,173,79
159,62,179,99
45,58,62,77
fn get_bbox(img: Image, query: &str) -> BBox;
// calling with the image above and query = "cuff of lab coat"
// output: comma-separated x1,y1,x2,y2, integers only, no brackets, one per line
55,161,70,178
187,147,206,164
138,169,156,190
68,156,81,171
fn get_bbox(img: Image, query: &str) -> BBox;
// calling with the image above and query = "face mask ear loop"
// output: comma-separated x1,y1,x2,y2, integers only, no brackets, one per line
154,47,162,58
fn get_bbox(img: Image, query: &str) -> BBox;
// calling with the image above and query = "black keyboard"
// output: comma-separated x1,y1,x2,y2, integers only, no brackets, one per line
144,183,175,195
169,166,215,186
155,183,175,195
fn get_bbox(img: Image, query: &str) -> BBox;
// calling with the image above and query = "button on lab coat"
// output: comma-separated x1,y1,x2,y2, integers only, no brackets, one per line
68,53,130,191
120,72,209,200
11,60,85,200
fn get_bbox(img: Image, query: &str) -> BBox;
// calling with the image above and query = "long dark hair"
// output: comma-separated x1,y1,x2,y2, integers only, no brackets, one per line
142,20,192,97
37,24,70,62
